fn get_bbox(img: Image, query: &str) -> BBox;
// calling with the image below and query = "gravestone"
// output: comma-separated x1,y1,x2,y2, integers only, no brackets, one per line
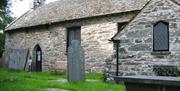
3,49,29,71
68,40,85,82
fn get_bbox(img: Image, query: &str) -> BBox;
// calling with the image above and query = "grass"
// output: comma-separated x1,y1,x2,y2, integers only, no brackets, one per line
0,68,125,91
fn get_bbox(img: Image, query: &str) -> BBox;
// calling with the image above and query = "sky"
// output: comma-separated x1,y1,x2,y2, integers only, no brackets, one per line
10,0,58,17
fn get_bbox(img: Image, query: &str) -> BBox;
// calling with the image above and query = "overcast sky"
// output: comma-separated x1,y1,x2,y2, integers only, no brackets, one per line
11,0,58,17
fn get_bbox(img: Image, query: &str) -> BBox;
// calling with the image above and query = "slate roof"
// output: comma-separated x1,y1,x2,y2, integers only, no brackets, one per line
5,0,150,31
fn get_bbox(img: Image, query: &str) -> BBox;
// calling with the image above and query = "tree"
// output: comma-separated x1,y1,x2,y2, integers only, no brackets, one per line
0,0,14,57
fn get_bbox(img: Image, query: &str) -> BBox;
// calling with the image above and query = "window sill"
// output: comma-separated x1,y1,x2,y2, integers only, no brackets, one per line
151,51,171,55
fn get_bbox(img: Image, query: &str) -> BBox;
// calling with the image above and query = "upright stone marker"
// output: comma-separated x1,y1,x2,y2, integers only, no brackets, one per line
3,49,29,71
68,40,85,82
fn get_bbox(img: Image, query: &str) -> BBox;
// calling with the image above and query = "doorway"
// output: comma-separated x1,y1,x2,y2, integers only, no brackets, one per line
67,26,81,51
34,45,42,72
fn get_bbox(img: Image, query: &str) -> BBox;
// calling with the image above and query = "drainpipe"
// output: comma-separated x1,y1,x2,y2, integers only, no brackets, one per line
109,39,120,76
116,41,120,76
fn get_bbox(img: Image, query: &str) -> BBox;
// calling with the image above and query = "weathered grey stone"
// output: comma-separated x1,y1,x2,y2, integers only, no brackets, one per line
50,79,68,83
119,39,130,43
119,48,128,54
48,88,70,91
107,0,180,79
5,18,119,72
114,76,180,91
170,23,178,29
3,49,29,71
145,24,152,28
135,39,142,43
172,30,180,37
119,55,136,59
126,29,150,38
175,38,180,43
144,38,152,43
125,72,137,76
68,40,85,82
128,44,151,51
124,62,140,65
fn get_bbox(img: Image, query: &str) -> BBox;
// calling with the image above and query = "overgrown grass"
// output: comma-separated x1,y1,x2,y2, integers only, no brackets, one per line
0,68,125,91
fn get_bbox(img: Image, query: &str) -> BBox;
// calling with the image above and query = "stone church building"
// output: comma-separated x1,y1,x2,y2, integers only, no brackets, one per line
4,0,180,77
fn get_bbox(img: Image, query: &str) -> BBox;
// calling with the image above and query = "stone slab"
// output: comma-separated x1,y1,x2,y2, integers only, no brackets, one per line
114,76,180,86
114,76,180,91
48,88,70,91
68,40,85,82
3,49,29,71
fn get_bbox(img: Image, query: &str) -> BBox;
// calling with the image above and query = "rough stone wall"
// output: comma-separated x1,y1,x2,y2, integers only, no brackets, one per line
5,12,135,72
81,23,117,73
109,0,180,77
5,25,67,72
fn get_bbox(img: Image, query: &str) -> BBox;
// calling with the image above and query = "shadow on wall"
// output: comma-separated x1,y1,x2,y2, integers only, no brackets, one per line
0,58,2,67
0,57,6,68
0,54,7,68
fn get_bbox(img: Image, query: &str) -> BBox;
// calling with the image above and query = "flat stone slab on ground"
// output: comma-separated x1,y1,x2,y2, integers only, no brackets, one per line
48,88,70,91
114,76,180,91
114,76,180,86
86,79,100,82
49,79,100,83
51,79,68,83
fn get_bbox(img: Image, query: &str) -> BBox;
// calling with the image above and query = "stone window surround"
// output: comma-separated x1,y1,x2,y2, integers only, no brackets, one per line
151,51,171,55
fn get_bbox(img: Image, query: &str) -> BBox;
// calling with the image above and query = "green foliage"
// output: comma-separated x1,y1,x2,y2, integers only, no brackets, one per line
0,68,125,91
0,0,13,57
0,0,11,15
85,73,106,81
0,15,13,30
48,81,125,91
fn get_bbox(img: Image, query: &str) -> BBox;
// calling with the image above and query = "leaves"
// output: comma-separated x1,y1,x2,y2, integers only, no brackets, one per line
0,15,13,30
0,0,14,57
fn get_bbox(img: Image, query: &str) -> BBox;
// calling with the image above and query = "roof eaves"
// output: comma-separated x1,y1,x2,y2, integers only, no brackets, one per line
4,10,33,32
5,10,140,32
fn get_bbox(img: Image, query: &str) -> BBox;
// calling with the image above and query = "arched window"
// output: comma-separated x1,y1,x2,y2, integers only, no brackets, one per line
153,21,169,51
